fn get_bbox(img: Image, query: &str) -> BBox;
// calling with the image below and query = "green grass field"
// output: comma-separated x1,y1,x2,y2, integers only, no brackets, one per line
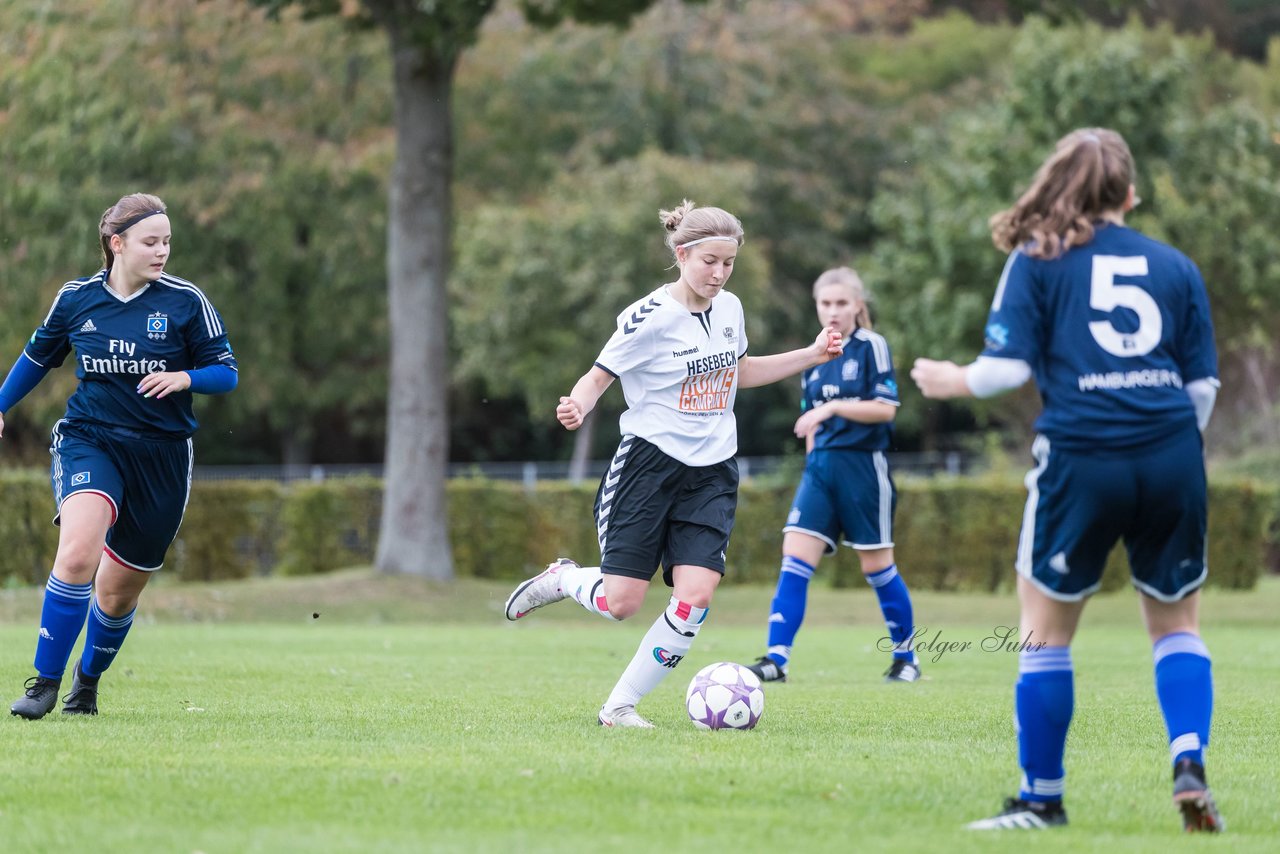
2,572,1278,853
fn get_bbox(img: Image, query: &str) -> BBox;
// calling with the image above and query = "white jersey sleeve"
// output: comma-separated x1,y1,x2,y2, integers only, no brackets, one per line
595,292,664,378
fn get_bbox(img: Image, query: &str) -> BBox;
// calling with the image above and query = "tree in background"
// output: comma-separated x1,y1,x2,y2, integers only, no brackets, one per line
929,0,1280,59
249,0,707,579
452,149,769,481
0,1,390,465
868,18,1280,453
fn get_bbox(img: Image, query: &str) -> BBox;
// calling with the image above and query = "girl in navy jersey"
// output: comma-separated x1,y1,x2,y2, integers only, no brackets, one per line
2,192,238,719
912,128,1222,832
742,267,920,685
504,200,843,728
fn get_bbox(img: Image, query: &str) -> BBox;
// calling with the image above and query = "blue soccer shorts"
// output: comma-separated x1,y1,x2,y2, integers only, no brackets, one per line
783,448,896,555
50,419,193,572
1016,427,1207,602
594,435,738,587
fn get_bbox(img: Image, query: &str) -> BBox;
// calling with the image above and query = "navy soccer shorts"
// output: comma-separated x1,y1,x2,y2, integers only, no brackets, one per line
783,448,896,554
50,419,193,571
1017,427,1207,602
594,435,738,586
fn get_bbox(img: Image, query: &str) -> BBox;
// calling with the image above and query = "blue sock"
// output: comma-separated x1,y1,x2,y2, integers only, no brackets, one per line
865,565,915,662
1016,646,1073,803
765,556,814,667
33,575,93,681
80,599,136,678
1153,632,1213,767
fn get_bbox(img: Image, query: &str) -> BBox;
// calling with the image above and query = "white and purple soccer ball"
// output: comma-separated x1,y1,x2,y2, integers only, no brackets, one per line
685,661,765,730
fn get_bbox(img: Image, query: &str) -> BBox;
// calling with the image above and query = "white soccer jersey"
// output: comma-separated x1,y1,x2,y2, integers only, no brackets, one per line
594,285,748,467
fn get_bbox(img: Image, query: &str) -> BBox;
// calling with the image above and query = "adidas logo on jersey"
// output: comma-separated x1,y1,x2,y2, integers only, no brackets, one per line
79,319,97,332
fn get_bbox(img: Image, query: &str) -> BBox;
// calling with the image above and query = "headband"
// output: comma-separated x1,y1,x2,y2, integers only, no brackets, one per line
112,209,165,235
678,235,739,249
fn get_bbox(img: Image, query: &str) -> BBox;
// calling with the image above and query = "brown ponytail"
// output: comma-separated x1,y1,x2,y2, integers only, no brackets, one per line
989,128,1134,260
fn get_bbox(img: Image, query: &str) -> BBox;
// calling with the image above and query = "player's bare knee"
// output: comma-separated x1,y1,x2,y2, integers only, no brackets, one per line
607,596,644,620
50,550,100,584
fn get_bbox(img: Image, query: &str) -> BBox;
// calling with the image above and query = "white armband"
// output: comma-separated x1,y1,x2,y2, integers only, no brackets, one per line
1186,378,1219,432
964,356,1032,399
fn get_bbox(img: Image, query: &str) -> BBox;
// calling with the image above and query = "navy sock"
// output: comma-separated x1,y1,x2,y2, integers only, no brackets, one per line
81,599,136,678
1153,632,1213,767
1016,645,1073,803
765,556,814,667
865,565,915,662
33,575,93,681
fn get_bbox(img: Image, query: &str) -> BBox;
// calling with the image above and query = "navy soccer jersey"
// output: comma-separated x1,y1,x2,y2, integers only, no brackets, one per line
23,271,237,438
800,327,899,451
981,224,1217,450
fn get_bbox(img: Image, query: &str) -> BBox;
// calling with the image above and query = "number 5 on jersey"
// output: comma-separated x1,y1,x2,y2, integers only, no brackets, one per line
1089,255,1161,357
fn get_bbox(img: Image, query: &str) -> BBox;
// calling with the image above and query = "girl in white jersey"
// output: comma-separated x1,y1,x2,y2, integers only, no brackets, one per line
505,200,843,728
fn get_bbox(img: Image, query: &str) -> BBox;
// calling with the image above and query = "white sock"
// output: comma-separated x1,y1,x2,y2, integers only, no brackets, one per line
559,564,617,621
604,597,708,711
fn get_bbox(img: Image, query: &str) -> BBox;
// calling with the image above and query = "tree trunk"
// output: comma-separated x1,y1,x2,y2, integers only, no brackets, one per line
375,36,456,579
567,408,597,484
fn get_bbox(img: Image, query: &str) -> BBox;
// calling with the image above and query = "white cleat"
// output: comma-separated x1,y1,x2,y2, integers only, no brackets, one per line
966,798,1067,830
504,558,576,621
598,705,655,729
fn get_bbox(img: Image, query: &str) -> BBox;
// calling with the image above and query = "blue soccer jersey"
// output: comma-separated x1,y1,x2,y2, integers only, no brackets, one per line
23,271,237,438
981,224,1217,449
801,327,899,451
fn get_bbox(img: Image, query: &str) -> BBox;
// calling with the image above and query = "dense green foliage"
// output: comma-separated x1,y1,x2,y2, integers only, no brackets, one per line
2,472,1272,589
0,0,392,464
1,1,1276,464
867,19,1280,447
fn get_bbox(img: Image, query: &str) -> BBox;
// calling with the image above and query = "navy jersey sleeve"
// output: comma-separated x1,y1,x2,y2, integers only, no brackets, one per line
23,285,77,369
1177,261,1218,384
980,249,1042,365
866,334,900,406
184,301,238,372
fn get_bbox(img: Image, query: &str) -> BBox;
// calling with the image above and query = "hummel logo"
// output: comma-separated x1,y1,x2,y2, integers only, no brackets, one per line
39,627,53,640
79,319,97,333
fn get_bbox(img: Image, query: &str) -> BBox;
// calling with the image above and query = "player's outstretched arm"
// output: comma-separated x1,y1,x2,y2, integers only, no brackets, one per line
912,356,1031,400
557,366,615,431
739,326,843,389
910,358,972,400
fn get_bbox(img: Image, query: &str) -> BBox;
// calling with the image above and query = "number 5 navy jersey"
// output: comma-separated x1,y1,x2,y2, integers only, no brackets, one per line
980,224,1217,450
23,270,237,439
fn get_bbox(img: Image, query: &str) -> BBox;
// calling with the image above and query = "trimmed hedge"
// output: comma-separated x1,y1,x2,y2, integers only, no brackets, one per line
1,472,1274,590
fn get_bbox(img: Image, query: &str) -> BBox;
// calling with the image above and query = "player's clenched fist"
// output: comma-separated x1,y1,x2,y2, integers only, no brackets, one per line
557,396,585,431
813,324,844,362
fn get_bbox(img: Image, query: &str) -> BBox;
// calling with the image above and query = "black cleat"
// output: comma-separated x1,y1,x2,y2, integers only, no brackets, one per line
967,797,1067,830
745,656,787,683
11,676,61,720
1173,758,1224,833
61,663,99,716
883,658,922,682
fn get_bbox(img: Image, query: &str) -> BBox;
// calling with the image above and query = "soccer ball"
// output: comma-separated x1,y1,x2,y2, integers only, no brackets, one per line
685,661,765,730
